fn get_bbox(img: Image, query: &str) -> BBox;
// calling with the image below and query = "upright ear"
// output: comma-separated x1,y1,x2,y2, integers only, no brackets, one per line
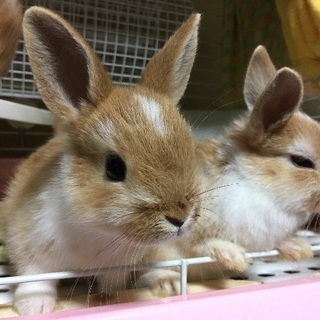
23,7,113,122
248,67,303,133
138,13,200,105
244,45,277,111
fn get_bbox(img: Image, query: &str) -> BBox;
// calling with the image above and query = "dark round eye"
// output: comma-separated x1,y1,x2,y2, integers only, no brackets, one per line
105,154,127,181
290,155,315,169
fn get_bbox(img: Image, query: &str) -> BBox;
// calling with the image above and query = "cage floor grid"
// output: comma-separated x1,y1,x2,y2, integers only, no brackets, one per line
0,230,320,318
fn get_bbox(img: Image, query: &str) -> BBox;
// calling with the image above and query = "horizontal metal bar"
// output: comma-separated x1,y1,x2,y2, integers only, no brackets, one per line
0,99,53,126
0,246,310,286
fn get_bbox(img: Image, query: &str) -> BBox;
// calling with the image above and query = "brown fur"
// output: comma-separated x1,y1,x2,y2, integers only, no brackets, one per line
195,47,320,248
3,7,201,315
137,46,319,295
4,138,63,211
139,15,198,105
0,0,22,76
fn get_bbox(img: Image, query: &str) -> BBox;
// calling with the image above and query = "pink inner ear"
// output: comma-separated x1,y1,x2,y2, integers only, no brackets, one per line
31,14,90,109
254,69,302,132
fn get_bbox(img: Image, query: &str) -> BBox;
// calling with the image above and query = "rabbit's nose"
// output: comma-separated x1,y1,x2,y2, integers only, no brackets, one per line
165,216,185,228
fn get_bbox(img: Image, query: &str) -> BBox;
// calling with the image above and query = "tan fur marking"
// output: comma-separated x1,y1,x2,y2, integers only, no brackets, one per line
139,14,200,105
0,0,22,76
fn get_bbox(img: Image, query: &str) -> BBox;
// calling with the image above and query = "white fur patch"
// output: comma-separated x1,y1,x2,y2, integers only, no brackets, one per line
135,94,167,136
97,119,115,138
202,167,310,252
95,119,116,149
33,176,144,271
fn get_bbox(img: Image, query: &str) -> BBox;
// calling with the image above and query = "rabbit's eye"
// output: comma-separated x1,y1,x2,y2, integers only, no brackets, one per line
290,155,315,169
105,154,126,181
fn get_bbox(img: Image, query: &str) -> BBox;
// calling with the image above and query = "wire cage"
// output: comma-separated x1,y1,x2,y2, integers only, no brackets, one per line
0,0,193,100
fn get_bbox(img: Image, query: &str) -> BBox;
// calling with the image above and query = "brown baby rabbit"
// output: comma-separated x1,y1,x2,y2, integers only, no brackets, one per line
137,46,320,295
3,7,202,315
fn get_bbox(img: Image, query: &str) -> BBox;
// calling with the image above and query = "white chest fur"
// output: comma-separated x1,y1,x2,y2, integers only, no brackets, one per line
203,170,310,251
32,183,142,272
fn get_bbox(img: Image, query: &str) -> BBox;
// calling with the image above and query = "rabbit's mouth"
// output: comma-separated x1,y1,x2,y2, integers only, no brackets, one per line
124,221,194,246
166,214,198,240
125,201,200,244
165,204,200,238
176,226,190,237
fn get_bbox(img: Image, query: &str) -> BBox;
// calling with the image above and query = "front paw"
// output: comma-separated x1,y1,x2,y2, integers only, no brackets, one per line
14,281,57,315
212,243,250,272
136,269,181,298
278,237,313,261
15,294,56,315
195,239,250,272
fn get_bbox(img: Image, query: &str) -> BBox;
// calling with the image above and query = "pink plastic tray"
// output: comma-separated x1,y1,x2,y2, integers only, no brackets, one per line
13,276,320,320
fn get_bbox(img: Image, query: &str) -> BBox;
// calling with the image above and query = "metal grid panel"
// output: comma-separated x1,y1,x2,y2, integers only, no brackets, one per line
0,0,193,99
1,230,320,309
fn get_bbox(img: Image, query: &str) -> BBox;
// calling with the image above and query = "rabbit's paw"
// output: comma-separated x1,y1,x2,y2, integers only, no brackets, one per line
212,242,250,272
136,269,181,297
278,237,313,261
15,295,56,315
14,281,57,315
195,239,250,272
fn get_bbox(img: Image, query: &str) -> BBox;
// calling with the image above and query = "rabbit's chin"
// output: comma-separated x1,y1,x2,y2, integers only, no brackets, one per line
123,225,193,247
150,228,191,244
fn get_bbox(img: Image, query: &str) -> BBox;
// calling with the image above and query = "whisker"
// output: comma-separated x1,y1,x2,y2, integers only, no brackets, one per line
192,97,244,131
315,214,320,231
187,223,231,280
95,233,128,258
124,235,143,290
86,266,102,307
67,277,81,301
199,194,232,202
95,229,151,303
128,234,149,289
191,86,242,128
194,183,240,198
304,216,313,233
200,206,234,232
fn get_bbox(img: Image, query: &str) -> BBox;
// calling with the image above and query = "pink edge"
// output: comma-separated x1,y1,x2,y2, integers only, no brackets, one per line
13,276,320,320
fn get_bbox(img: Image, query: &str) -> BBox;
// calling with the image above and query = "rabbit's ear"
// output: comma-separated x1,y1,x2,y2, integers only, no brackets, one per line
244,46,277,111
249,67,303,133
23,7,113,122
138,14,200,105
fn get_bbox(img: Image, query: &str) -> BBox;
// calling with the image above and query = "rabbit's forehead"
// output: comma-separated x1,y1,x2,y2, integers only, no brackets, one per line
81,90,193,157
95,89,187,140
134,94,167,136
286,112,320,158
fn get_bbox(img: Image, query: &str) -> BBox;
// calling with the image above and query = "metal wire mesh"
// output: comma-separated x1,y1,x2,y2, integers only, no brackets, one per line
0,0,193,99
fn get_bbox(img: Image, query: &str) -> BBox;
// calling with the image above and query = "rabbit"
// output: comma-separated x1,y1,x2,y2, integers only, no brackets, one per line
2,7,202,315
136,45,320,296
0,0,23,76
